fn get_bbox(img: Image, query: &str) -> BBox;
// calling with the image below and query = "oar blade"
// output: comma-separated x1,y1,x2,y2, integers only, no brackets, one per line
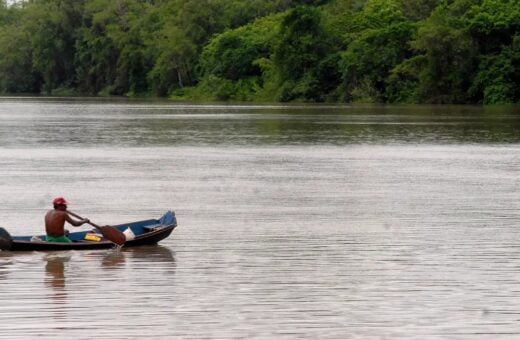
99,226,126,246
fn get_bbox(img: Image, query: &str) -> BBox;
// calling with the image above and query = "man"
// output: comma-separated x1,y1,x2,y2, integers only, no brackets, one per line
45,197,89,243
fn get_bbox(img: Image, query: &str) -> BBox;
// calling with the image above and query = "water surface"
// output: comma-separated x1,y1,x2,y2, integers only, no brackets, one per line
0,98,519,339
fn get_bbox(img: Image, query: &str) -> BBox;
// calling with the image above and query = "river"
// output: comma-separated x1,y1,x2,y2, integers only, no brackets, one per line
0,98,519,339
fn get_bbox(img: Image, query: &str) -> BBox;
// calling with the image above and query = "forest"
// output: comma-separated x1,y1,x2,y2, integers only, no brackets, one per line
0,0,518,104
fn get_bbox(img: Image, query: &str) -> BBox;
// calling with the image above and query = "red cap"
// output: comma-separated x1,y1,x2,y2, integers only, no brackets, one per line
53,197,69,205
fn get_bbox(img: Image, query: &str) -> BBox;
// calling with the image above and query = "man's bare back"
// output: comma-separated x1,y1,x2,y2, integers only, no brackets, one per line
45,209,69,237
45,197,89,238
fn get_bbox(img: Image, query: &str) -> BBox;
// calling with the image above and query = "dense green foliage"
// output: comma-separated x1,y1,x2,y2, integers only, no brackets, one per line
0,0,518,103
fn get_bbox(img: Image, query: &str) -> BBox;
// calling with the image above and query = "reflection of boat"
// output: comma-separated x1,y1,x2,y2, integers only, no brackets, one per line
0,211,177,251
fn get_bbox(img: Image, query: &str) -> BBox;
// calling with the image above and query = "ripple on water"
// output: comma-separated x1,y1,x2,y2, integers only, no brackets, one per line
1,102,520,339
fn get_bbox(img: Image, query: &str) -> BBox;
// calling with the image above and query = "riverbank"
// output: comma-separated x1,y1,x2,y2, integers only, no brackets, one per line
1,1,518,105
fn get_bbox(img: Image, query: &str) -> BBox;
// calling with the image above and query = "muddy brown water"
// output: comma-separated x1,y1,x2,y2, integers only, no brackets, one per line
0,99,519,339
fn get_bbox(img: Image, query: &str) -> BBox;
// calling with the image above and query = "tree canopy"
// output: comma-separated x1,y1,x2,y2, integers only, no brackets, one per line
0,0,518,104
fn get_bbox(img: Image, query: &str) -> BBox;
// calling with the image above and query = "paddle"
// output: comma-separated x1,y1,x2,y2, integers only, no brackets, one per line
67,211,126,246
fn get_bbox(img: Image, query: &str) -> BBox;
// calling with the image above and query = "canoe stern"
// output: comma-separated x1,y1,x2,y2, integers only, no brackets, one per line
0,228,13,251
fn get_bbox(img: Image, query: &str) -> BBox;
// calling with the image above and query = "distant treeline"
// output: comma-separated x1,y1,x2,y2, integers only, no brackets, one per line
0,0,518,103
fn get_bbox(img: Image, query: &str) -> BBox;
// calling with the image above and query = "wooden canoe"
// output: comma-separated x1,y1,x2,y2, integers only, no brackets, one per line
0,211,177,251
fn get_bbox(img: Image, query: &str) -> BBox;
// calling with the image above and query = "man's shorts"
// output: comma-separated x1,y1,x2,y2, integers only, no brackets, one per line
46,235,72,243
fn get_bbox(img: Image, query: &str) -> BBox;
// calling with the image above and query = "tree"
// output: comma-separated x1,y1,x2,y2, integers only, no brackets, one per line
410,3,478,103
0,1,9,25
273,6,335,101
341,22,416,102
196,14,282,100
75,0,119,95
0,25,41,93
464,0,520,103
338,0,415,102
464,0,520,54
469,34,520,103
0,0,517,103
75,0,153,95
399,0,440,21
148,24,196,95
23,0,85,93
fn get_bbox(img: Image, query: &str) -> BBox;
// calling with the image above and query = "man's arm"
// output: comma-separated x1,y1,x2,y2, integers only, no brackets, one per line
65,213,89,227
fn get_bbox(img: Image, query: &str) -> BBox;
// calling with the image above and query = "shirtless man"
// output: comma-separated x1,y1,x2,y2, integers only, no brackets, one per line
45,197,89,243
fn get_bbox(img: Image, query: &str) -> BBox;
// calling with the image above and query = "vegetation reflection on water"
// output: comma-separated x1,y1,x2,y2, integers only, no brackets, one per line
0,100,519,147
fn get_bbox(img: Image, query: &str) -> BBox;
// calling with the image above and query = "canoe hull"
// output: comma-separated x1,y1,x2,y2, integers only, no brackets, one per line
0,211,177,252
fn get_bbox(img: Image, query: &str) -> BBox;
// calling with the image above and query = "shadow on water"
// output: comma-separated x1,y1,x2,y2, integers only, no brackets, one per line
98,245,176,268
0,251,14,280
123,245,177,275
124,245,176,263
